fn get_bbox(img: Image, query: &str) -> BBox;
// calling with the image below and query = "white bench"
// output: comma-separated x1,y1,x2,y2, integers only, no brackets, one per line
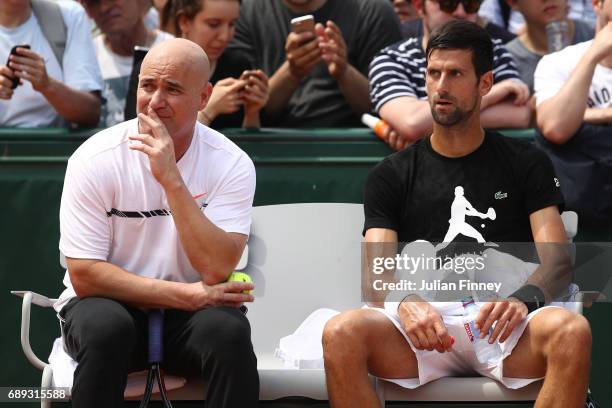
12,203,579,406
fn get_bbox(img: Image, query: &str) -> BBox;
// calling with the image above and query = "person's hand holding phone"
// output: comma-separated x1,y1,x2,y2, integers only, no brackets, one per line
286,15,321,80
0,45,29,100
7,46,50,93
315,20,348,80
241,70,269,116
201,77,247,123
0,64,16,100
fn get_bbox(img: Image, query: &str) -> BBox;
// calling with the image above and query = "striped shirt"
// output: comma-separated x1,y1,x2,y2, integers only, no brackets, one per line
369,36,520,113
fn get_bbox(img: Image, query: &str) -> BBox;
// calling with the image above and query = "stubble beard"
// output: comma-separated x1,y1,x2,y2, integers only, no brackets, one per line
430,96,478,127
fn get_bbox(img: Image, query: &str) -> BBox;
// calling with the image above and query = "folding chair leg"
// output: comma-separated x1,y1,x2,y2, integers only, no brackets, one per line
41,365,53,408
374,378,385,407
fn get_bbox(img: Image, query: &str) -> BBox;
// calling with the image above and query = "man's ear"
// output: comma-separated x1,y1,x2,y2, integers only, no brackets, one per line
479,71,493,97
592,0,601,13
199,82,213,111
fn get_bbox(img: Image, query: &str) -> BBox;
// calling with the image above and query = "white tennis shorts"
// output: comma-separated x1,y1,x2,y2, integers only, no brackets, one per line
370,304,566,389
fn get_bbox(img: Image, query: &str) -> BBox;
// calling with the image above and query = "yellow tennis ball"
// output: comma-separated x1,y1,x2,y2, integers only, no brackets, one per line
228,272,253,294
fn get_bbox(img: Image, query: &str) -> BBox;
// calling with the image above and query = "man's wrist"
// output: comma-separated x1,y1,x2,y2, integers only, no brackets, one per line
334,63,352,83
583,46,606,70
202,107,216,123
243,108,259,121
38,75,56,95
396,293,420,311
280,60,302,83
161,172,186,195
509,284,546,314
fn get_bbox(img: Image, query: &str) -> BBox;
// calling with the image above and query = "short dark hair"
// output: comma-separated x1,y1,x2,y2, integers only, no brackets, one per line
163,0,241,37
425,20,493,79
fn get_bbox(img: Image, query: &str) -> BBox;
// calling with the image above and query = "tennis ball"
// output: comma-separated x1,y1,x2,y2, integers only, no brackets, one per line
228,272,253,294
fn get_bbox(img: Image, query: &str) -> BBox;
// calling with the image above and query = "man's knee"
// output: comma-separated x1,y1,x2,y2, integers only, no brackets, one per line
323,310,369,357
553,312,592,352
538,309,592,358
66,298,140,352
191,308,254,359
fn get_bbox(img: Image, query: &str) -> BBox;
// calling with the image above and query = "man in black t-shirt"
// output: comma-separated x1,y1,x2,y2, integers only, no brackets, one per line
323,21,593,408
229,0,401,127
369,0,529,151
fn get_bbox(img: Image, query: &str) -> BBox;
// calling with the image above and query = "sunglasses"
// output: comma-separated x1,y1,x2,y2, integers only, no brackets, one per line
79,0,115,7
431,0,482,14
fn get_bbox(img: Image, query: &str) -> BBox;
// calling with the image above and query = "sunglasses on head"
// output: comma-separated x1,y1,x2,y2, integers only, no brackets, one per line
432,0,482,14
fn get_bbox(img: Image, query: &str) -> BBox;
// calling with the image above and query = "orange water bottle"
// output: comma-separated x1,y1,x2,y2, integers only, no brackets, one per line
361,113,390,142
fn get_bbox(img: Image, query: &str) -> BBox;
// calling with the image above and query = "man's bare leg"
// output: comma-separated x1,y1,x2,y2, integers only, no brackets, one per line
323,309,419,408
503,308,592,408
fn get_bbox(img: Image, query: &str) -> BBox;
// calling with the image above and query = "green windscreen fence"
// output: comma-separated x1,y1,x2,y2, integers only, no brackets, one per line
1,127,610,407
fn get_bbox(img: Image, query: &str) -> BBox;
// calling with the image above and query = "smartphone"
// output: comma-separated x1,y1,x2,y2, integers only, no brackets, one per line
291,15,315,34
125,46,150,121
5,44,30,89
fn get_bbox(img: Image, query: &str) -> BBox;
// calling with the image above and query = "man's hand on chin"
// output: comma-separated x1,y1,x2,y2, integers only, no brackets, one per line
130,110,182,189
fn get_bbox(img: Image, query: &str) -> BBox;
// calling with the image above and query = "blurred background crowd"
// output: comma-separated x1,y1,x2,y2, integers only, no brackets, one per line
1,0,611,230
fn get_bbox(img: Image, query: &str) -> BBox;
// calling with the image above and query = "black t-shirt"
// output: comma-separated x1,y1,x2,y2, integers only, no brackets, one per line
209,49,252,129
364,131,564,244
230,0,401,127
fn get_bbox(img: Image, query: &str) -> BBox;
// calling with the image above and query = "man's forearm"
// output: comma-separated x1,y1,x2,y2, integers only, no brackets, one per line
164,179,244,285
584,107,612,124
69,259,195,310
536,50,600,144
41,78,101,127
481,102,531,129
337,65,371,115
524,207,573,304
364,228,400,308
242,111,261,128
267,61,300,118
481,83,509,110
380,97,433,141
522,252,572,304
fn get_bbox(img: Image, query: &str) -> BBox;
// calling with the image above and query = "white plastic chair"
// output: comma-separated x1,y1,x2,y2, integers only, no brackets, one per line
11,204,579,406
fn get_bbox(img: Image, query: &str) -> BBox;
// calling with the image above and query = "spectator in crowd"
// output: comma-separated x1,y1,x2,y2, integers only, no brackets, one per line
324,21,594,408
480,0,597,34
534,0,612,229
56,38,258,407
167,0,270,128
401,0,515,43
370,0,530,150
505,0,593,93
156,0,177,35
230,0,402,127
79,0,173,127
392,0,419,22
0,0,102,128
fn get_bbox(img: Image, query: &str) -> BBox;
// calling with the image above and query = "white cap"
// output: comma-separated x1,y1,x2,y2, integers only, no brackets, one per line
361,113,380,129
